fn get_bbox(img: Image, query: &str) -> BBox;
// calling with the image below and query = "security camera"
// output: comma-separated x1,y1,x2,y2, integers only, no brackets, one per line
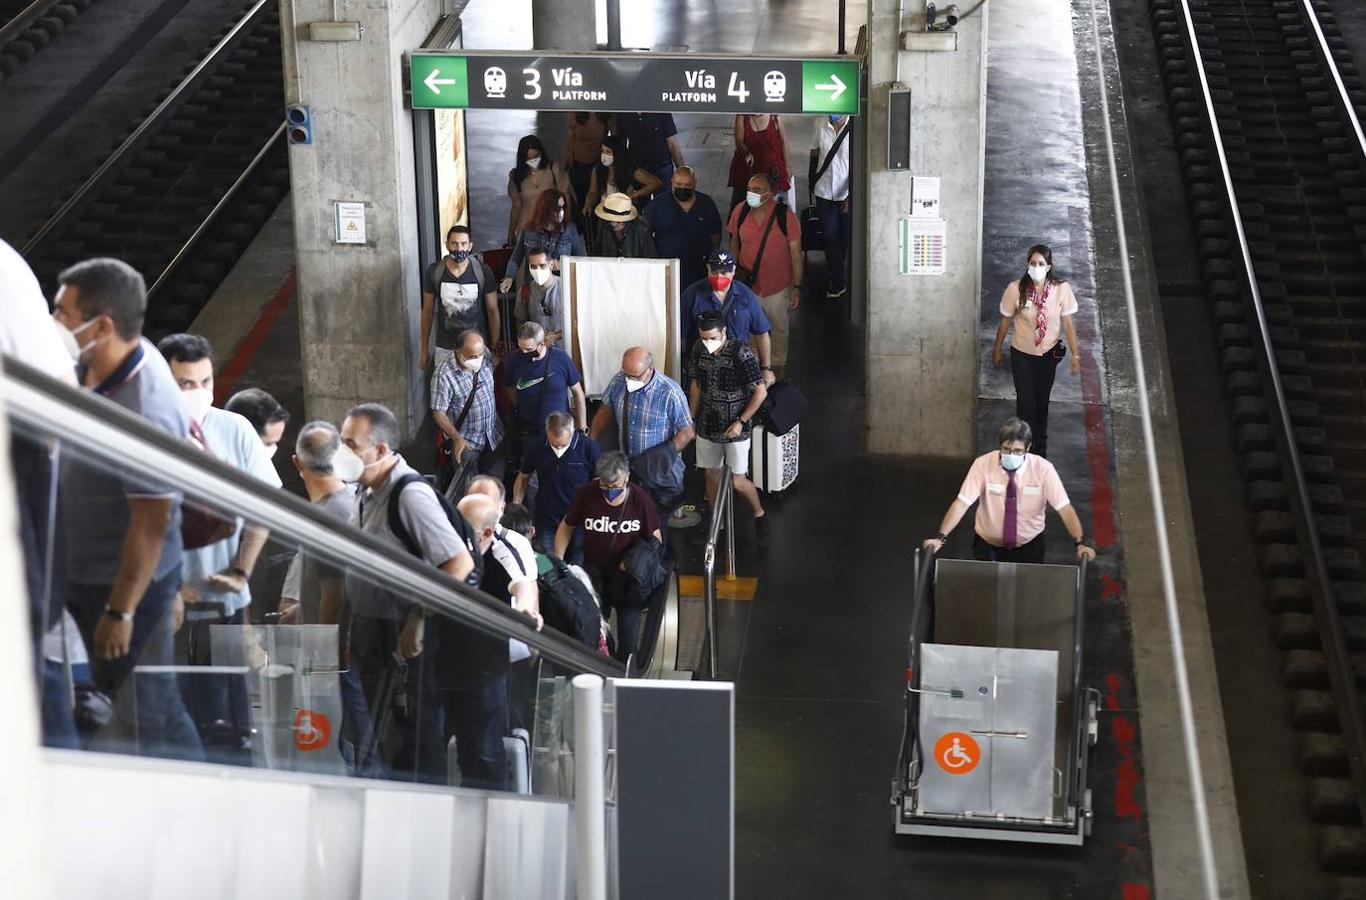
926,2,959,31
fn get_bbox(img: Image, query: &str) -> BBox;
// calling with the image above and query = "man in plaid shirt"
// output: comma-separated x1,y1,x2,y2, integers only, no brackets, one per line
431,329,506,492
590,346,694,529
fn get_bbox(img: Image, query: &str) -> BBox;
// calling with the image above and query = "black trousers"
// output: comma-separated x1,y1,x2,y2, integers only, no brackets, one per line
1009,348,1063,457
973,533,1047,564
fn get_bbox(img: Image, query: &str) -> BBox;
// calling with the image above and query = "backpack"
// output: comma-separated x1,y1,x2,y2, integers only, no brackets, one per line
736,201,790,238
537,554,602,649
386,472,483,587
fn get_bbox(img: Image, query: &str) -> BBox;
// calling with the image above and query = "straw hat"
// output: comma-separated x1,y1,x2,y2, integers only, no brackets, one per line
594,192,638,222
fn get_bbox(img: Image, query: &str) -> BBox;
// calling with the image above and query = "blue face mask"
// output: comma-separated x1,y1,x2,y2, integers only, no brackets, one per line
1000,452,1026,472
829,115,844,125
602,486,626,501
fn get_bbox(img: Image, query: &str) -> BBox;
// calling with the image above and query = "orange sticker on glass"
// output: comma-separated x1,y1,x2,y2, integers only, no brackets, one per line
933,731,980,775
294,708,332,752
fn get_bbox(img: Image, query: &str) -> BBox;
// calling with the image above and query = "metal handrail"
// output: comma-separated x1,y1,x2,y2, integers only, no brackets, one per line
0,0,61,48
1176,0,1366,830
20,0,276,256
0,356,624,678
701,463,735,679
147,123,286,299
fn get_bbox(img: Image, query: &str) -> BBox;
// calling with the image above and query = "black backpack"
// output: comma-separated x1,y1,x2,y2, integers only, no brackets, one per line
537,554,601,649
387,473,483,587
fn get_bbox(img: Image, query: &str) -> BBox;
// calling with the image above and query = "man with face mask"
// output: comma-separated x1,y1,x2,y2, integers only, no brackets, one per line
514,411,601,560
590,192,658,259
420,225,501,372
727,173,803,376
922,418,1096,564
809,113,852,299
589,347,694,530
504,320,587,462
680,249,774,388
644,165,722,288
158,334,281,627
432,329,506,498
223,387,291,457
687,312,769,534
52,257,202,760
512,247,565,345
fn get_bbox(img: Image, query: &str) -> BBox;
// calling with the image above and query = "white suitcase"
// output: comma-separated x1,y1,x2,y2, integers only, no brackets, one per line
750,423,799,493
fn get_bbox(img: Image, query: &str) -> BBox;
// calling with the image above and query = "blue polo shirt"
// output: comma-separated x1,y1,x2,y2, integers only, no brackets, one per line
681,277,771,349
504,345,582,432
520,432,603,529
645,192,722,287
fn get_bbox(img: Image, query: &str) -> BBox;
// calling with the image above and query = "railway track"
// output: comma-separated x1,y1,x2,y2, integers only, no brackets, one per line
21,0,287,337
1153,0,1366,882
0,0,95,81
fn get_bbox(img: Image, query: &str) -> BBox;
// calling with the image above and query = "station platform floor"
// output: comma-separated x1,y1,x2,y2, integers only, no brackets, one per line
186,0,1250,896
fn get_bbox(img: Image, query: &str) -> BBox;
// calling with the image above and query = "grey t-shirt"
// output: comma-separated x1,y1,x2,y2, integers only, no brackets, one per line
281,485,361,622
347,455,471,619
62,339,189,585
514,276,563,337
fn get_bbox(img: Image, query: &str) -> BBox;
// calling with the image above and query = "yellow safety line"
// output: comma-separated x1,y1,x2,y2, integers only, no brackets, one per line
678,575,760,602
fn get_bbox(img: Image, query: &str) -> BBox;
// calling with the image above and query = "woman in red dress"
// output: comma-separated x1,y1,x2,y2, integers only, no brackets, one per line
727,114,791,214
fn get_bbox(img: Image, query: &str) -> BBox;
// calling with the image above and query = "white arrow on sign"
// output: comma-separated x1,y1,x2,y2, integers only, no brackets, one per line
814,73,847,102
424,68,456,94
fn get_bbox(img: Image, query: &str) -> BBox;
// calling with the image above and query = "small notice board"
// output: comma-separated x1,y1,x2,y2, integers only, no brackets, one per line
899,216,946,276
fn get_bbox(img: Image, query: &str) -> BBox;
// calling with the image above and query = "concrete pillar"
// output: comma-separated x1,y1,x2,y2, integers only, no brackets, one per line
864,1,988,457
532,0,595,52
281,0,443,435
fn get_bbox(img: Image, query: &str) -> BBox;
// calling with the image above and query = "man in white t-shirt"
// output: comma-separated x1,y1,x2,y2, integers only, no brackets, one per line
809,114,852,299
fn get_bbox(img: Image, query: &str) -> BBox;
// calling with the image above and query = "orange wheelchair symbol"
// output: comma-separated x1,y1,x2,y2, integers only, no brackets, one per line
294,708,331,752
934,731,980,775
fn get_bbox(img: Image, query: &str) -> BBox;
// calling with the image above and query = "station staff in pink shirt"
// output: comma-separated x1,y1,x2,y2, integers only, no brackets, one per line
990,244,1081,458
922,418,1096,564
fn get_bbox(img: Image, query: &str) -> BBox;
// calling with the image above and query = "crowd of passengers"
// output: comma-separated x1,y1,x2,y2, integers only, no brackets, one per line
4,110,857,788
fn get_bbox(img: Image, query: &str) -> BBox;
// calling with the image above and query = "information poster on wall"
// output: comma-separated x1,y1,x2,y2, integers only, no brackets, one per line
334,201,367,245
899,216,946,276
911,176,940,218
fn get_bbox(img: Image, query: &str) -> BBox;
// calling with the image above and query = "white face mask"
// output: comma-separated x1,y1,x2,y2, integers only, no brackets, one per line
624,374,647,393
54,317,99,363
555,209,565,222
702,337,724,354
526,156,542,170
745,191,763,208
462,356,483,373
331,445,365,483
180,387,214,422
530,266,552,286
1028,264,1049,285
550,441,570,458
264,443,279,459
600,152,614,167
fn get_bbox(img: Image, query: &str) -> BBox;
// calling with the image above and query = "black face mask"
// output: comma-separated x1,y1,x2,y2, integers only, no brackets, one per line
520,348,539,361
450,249,470,263
673,187,695,202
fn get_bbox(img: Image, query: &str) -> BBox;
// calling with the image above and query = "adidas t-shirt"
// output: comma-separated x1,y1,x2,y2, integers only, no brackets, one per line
563,483,661,569
503,345,581,431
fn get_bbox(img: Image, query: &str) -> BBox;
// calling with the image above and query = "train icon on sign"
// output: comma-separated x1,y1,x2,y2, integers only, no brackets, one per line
484,66,507,98
764,70,786,102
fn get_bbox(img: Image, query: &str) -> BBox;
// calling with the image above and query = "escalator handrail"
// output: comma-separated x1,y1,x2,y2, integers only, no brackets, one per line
0,355,624,678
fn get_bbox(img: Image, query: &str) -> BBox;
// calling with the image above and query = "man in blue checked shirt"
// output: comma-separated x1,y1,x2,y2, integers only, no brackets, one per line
590,346,694,529
432,329,506,495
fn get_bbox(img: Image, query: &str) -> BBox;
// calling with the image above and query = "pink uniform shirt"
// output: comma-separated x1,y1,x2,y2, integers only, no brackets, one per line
1000,280,1079,356
956,451,1071,546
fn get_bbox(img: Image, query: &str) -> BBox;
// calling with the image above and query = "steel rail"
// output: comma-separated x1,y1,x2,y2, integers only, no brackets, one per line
20,0,275,256
0,0,63,49
1176,0,1366,842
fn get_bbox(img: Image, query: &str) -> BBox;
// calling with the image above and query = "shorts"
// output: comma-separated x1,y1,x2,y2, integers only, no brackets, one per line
695,436,750,475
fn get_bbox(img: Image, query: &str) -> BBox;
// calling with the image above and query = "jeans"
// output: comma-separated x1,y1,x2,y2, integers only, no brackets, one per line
588,565,649,663
1009,348,1063,458
67,570,205,762
182,606,251,765
437,673,510,791
351,613,446,784
536,524,584,565
972,533,1047,564
814,196,850,291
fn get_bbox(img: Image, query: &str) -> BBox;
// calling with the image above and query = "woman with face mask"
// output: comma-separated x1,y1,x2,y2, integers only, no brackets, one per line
990,244,1081,459
727,114,793,213
564,111,610,232
500,188,586,295
507,135,570,247
582,135,661,220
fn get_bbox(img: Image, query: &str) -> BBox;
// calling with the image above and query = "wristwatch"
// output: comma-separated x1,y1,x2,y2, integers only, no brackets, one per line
228,565,250,580
1073,536,1088,547
935,532,947,542
104,605,133,622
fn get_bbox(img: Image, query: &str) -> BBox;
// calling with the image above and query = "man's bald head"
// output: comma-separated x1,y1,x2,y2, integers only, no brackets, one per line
457,493,501,549
621,347,654,379
747,173,774,196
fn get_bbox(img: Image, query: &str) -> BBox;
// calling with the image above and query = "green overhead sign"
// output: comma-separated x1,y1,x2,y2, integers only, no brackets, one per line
407,52,860,116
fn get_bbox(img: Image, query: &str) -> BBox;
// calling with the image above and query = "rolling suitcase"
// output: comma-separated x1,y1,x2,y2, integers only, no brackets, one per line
750,423,799,494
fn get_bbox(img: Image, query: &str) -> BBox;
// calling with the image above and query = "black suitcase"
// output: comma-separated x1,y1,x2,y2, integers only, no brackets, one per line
800,203,824,254
760,380,808,436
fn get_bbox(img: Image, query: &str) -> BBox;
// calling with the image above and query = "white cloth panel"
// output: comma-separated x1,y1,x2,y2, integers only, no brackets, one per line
482,798,570,900
572,259,670,395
